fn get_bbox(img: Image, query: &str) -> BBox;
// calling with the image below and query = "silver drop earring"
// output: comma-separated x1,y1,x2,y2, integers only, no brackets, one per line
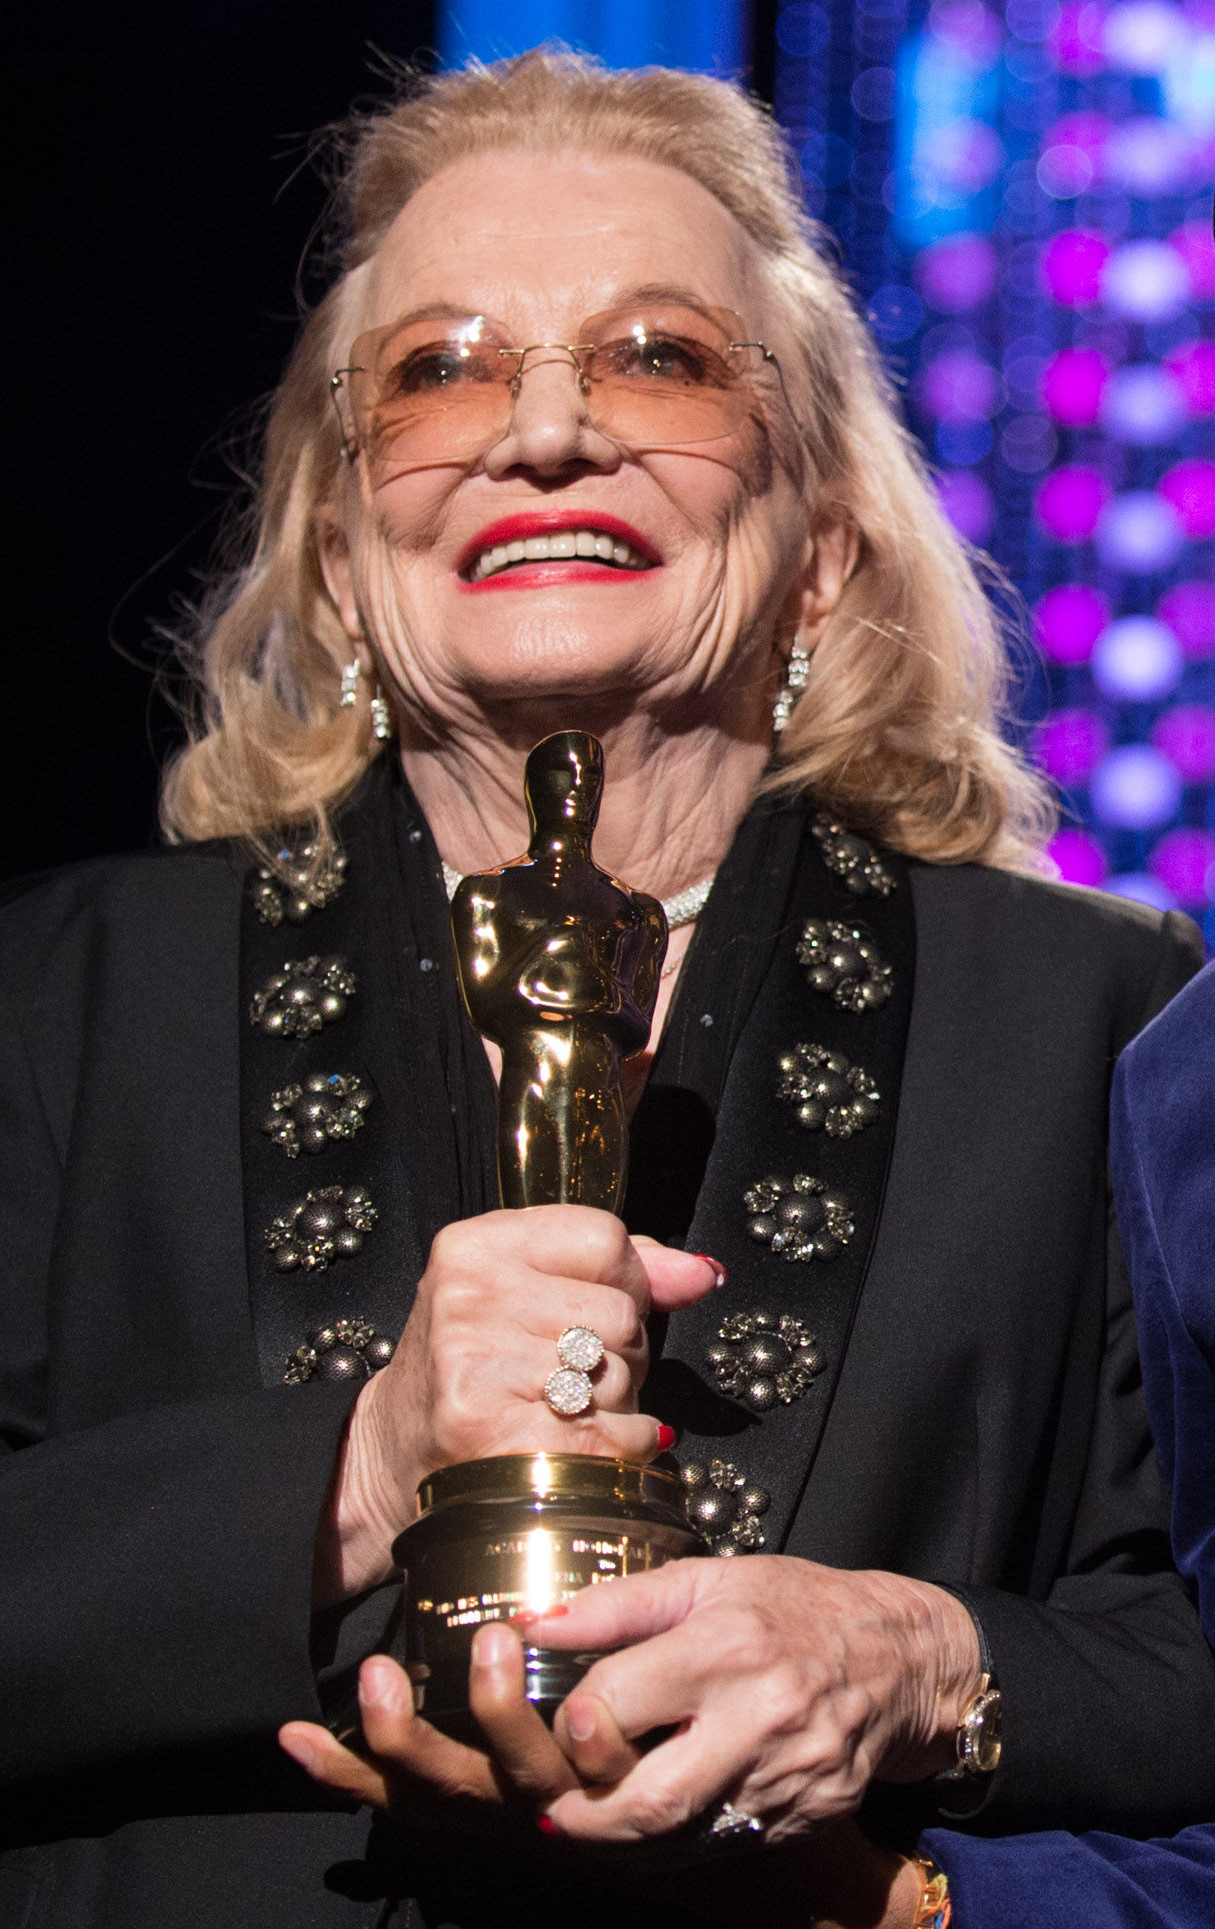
772,633,811,735
370,686,393,742
339,659,361,708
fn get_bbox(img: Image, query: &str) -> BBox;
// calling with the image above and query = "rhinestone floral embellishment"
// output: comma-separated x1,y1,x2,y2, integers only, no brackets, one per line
706,1307,825,1413
262,1070,373,1157
265,1183,377,1271
249,956,356,1038
248,844,348,926
812,814,896,897
796,920,893,1014
744,1174,854,1262
284,1317,395,1385
681,1459,771,1555
777,1044,880,1138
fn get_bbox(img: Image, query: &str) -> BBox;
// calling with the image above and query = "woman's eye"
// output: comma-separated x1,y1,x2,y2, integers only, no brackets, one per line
389,348,491,395
603,335,724,387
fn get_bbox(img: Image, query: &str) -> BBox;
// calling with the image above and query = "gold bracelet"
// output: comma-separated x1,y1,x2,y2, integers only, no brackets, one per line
912,1857,951,1929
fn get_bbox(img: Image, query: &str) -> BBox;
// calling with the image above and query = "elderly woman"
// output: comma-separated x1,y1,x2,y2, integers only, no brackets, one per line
2,49,1213,1929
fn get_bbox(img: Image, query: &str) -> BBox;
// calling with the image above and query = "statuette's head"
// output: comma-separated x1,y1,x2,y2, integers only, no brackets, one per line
525,732,604,837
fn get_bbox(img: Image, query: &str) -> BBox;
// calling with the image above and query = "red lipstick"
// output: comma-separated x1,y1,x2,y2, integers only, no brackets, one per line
456,509,660,591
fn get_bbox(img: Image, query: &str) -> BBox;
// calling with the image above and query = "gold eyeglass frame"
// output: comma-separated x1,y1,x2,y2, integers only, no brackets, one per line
328,308,796,465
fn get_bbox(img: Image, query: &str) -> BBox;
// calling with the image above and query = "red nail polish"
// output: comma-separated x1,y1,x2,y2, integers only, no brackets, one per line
694,1254,728,1288
510,1605,568,1628
536,1814,561,1836
656,1424,677,1451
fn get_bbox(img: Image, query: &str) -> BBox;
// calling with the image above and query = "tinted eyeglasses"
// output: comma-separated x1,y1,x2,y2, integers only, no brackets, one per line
330,301,791,479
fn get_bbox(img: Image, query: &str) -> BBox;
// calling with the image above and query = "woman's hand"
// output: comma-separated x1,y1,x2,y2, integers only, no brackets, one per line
288,1553,978,1847
280,1628,930,1928
317,1207,721,1600
281,1629,582,1824
527,1554,980,1843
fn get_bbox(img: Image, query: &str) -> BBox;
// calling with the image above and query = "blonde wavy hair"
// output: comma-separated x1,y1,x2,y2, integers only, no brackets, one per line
161,49,1054,870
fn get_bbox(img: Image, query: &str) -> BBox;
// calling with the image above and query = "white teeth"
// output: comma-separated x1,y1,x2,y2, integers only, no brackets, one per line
469,529,651,580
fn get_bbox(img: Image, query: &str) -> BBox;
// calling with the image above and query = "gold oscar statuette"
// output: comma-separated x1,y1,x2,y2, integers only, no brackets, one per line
395,731,708,1737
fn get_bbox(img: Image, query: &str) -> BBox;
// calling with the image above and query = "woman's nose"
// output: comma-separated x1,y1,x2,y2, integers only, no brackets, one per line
482,351,621,479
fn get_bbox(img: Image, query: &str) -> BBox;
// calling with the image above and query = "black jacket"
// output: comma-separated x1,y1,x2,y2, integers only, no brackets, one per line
1,835,1212,1928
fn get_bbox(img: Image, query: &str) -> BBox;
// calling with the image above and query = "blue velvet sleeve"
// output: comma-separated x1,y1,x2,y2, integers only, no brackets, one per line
923,961,1215,1926
922,1824,1215,1928
1109,960,1215,1640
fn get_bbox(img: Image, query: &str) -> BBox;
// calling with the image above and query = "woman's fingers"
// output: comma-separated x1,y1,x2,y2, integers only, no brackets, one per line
280,1641,592,1829
477,1206,721,1318
547,1724,732,1841
635,1243,726,1312
467,1625,582,1801
355,1654,508,1804
553,1689,642,1784
327,1211,721,1596
279,1720,392,1807
525,1559,706,1656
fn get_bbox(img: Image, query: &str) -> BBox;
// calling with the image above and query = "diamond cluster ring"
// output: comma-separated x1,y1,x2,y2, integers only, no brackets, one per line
544,1325,606,1416
699,1801,765,1847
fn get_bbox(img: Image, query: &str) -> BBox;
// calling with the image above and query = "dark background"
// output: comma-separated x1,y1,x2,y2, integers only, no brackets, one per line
8,3,437,882
8,5,779,883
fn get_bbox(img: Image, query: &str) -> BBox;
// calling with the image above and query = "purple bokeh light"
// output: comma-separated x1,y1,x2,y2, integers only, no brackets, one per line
1106,872,1179,910
1090,743,1183,827
1103,1,1188,72
1157,581,1215,659
928,0,1005,65
1038,144,1096,197
1042,228,1111,306
1101,239,1192,320
915,233,1001,312
1036,465,1112,542
1149,827,1215,905
1043,110,1111,163
1165,340,1215,415
1159,460,1215,540
921,119,1006,194
1168,221,1215,301
867,285,926,343
1033,707,1111,784
843,0,1215,930
1104,116,1194,196
1151,705,1215,782
1049,0,1110,74
1043,346,1110,424
1091,615,1183,700
916,350,1002,419
1099,363,1189,443
1000,415,1059,472
1047,827,1110,886
936,469,995,543
1095,490,1186,572
1034,582,1111,662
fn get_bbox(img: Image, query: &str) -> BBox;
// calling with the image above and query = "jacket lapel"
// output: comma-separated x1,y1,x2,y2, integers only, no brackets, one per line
238,766,497,1390
645,815,916,1554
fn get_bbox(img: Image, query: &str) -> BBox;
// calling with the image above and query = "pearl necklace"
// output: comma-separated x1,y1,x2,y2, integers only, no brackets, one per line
440,861,715,931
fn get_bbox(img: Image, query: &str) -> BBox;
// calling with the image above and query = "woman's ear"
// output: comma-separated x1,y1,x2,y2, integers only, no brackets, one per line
794,518,861,647
314,505,365,645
